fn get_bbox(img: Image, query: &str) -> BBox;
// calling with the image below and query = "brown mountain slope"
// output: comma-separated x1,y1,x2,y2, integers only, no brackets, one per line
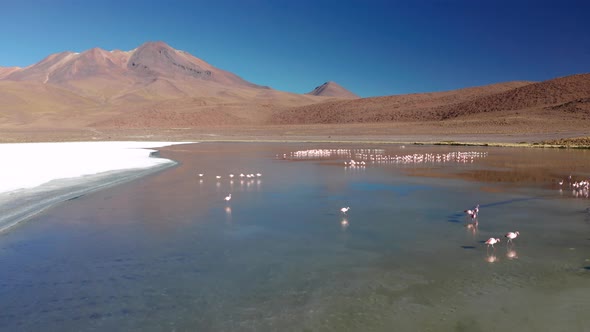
0,66,20,79
270,81,533,124
433,73,590,119
0,42,332,128
0,81,101,128
2,41,269,99
127,41,268,89
306,81,359,98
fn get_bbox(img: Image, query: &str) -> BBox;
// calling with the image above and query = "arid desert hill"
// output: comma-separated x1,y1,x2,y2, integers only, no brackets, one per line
0,41,354,129
1,41,590,142
270,74,590,125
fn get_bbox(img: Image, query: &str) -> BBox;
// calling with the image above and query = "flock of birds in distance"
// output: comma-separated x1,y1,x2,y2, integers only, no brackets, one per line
196,147,589,263
281,148,488,168
559,175,590,199
196,172,262,203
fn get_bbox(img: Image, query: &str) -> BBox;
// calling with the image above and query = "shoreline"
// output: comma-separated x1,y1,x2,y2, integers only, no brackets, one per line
0,141,192,232
0,161,178,233
1,126,588,149
2,137,589,150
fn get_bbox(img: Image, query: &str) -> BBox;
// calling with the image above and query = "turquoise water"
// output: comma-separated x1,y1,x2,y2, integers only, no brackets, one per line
0,143,589,331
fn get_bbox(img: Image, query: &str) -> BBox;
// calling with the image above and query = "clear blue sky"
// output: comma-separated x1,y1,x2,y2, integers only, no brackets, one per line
2,0,589,97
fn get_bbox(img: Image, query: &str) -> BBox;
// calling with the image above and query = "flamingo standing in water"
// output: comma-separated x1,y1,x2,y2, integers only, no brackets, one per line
340,207,350,215
224,194,232,202
464,204,480,220
485,237,501,249
505,231,520,244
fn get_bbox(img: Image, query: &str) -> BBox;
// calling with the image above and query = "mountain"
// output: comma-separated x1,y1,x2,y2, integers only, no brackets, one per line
306,81,359,98
3,42,268,93
2,42,589,134
432,73,590,119
271,81,533,124
0,66,20,79
270,73,590,126
0,41,326,128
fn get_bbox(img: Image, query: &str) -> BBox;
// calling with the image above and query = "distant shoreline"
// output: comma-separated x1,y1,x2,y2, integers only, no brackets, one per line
1,126,588,149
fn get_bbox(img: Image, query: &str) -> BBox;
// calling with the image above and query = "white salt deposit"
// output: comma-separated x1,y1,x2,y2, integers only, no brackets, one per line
0,141,192,194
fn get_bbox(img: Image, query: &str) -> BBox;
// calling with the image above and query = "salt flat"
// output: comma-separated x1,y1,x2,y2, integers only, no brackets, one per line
0,141,192,194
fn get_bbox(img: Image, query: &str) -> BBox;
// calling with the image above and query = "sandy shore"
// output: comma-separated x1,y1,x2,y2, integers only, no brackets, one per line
1,125,588,148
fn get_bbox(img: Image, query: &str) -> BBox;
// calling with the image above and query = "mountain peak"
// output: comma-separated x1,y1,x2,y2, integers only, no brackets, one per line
1,41,266,89
307,81,359,98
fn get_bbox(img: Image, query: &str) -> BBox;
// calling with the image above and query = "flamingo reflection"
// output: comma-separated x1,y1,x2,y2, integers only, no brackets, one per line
506,248,518,260
225,206,232,222
486,253,498,263
341,218,349,230
466,221,478,236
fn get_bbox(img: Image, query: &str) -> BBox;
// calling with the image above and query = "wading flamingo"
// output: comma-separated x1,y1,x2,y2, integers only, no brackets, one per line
485,237,500,249
505,231,520,244
224,194,232,202
464,204,480,220
340,207,350,215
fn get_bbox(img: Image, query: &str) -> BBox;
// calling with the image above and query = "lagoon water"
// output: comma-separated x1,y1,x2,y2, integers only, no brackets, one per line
0,143,589,331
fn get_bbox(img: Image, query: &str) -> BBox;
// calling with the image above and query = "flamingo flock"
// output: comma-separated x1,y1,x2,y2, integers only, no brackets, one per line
557,175,590,199
281,148,487,169
196,171,263,203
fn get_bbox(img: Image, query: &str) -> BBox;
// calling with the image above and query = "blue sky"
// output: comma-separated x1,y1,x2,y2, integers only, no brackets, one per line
2,0,589,97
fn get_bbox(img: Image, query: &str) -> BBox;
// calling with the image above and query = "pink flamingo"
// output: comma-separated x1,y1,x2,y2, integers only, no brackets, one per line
505,231,519,244
485,237,501,249
464,204,479,220
224,194,232,202
340,207,350,215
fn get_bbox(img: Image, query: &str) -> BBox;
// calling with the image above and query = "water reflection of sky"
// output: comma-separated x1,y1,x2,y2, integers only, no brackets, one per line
0,143,589,331
349,181,431,196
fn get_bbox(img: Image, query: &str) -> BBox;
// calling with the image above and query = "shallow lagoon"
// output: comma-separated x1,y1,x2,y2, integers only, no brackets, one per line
0,143,589,331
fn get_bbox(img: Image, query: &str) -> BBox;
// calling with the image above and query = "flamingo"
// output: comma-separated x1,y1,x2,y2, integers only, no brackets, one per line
505,231,520,244
216,175,221,180
464,209,477,220
198,173,204,177
229,174,234,178
224,194,232,202
340,207,350,215
485,237,501,249
464,204,480,219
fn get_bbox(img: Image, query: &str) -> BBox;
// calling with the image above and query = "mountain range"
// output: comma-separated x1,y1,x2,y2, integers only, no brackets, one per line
1,41,589,133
